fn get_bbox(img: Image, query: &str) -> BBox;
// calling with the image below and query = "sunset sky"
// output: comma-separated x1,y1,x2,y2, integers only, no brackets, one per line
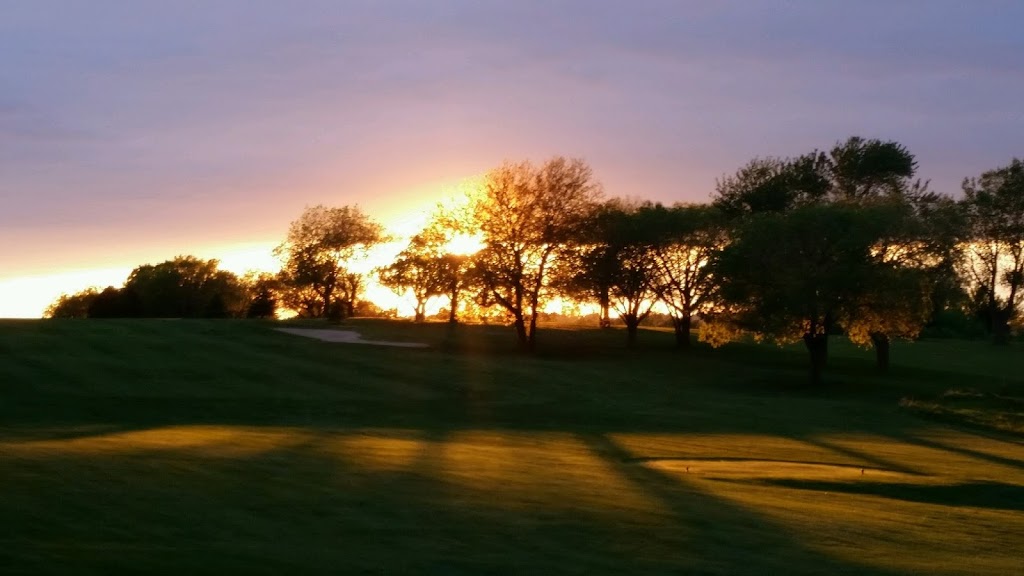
2,1,1022,317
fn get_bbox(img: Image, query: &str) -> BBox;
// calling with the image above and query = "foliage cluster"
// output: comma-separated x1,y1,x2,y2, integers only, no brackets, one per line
48,142,1024,384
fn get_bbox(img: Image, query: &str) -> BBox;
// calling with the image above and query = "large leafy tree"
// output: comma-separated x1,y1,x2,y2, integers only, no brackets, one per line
839,198,936,369
714,202,889,385
470,157,602,350
380,211,475,324
828,139,949,367
124,256,248,318
958,158,1024,343
564,201,728,349
713,154,831,215
275,205,383,320
712,137,946,373
557,201,619,330
563,200,660,347
379,237,447,323
715,137,920,213
827,136,919,200
380,227,471,323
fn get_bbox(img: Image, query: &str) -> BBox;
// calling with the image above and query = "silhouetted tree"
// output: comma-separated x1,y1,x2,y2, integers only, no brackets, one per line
640,203,729,349
712,137,945,370
470,157,602,350
826,138,935,367
335,271,365,319
563,199,660,347
275,205,383,320
958,159,1024,344
713,154,831,215
911,195,971,325
715,137,920,216
124,256,248,318
244,272,280,319
559,249,612,329
827,137,920,201
45,287,100,318
87,286,142,318
558,199,627,330
379,223,472,323
712,202,894,385
275,278,322,318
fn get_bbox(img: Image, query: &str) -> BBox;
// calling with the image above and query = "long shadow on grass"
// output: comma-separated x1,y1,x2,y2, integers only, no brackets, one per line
577,433,905,576
1,420,922,575
793,436,926,476
723,478,1024,512
894,433,1024,472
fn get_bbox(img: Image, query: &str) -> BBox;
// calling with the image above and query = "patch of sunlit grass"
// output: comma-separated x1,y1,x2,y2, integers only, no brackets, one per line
611,433,855,467
434,431,661,516
3,320,1024,574
610,431,1024,574
2,426,313,459
324,430,427,473
688,465,1024,575
323,429,667,520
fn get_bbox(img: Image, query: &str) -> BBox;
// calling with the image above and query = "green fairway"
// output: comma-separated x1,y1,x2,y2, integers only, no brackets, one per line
2,319,1023,575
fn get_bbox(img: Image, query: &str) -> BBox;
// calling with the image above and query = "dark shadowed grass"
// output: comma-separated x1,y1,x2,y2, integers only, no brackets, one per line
900,390,1024,436
1,319,1023,574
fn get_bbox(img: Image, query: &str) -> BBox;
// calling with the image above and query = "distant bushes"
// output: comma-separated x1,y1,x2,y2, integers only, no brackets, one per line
46,256,275,319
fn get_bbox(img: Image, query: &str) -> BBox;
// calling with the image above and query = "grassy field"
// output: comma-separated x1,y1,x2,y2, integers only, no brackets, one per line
2,319,1023,575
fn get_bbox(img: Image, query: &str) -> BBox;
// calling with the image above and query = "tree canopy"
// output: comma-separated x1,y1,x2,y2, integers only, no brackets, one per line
275,205,384,319
45,256,253,319
379,222,471,323
43,142,1024,382
469,156,602,349
959,158,1024,343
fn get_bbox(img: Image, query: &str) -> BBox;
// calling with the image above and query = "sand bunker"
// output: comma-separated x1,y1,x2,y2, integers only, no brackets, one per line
276,328,428,348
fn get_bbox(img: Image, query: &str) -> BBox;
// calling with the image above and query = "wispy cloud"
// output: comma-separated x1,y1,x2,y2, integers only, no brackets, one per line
1,1,1022,280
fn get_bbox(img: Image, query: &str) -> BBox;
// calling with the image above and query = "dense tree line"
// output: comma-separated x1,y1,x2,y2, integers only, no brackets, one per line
46,257,277,319
47,140,1024,384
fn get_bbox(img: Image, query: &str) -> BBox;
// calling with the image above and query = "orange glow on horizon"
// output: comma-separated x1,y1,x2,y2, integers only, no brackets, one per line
0,178,488,319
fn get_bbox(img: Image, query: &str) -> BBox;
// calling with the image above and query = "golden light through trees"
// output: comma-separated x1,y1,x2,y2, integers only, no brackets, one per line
31,144,1024,384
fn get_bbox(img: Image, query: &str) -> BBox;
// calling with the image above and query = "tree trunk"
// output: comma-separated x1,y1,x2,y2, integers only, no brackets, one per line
599,294,611,329
414,303,425,323
527,310,539,352
870,332,890,371
626,317,639,348
448,288,459,324
803,333,828,386
989,266,1000,339
673,315,692,349
513,315,529,350
993,307,1011,345
322,287,333,320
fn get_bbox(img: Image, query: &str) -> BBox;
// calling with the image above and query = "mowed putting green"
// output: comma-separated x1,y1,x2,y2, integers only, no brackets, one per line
2,320,1023,574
